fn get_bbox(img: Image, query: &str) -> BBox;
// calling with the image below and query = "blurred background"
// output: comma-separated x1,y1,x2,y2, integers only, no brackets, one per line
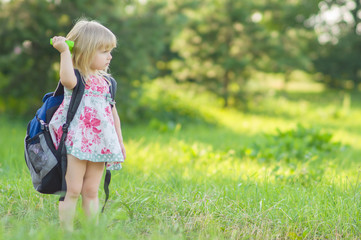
0,0,360,123
2,2,361,237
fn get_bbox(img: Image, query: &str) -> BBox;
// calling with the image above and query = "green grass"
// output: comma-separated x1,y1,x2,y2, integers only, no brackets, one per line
1,81,361,239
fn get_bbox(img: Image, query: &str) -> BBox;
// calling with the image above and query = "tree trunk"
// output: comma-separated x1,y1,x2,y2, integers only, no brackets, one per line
223,70,230,108
351,0,360,34
351,0,361,88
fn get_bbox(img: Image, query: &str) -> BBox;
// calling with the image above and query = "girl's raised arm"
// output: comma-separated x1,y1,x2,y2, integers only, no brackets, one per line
51,36,77,90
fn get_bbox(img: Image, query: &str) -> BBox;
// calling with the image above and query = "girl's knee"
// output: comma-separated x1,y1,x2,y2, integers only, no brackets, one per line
81,187,98,200
66,190,81,200
65,186,82,200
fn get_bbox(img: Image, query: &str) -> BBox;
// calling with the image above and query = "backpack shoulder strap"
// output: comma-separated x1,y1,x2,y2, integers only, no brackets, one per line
58,69,85,201
101,169,111,213
104,75,117,107
58,69,84,148
52,69,85,114
109,77,117,100
53,81,64,97
102,74,116,212
65,69,85,124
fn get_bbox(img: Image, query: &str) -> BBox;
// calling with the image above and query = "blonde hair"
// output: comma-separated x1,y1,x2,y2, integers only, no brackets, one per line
66,19,117,80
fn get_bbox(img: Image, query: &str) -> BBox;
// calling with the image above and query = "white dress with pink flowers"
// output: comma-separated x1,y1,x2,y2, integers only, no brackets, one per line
49,75,124,170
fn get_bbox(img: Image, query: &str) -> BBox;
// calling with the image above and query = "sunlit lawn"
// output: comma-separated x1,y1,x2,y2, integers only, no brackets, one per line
1,78,361,239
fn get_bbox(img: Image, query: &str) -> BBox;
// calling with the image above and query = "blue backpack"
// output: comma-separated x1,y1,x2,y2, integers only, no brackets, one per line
24,69,116,211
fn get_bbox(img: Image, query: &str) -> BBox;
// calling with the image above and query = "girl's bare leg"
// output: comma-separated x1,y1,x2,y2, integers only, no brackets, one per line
81,161,104,218
59,154,87,231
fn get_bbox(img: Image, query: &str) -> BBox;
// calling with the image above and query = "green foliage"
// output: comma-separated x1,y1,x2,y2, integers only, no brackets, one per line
168,0,321,107
126,78,219,132
242,124,346,185
311,0,361,88
313,33,361,89
1,0,359,119
0,0,168,118
248,124,344,163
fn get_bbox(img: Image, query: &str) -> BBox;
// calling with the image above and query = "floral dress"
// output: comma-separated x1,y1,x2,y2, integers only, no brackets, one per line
49,75,124,170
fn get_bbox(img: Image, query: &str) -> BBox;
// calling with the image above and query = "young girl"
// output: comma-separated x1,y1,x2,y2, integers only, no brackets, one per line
49,19,126,231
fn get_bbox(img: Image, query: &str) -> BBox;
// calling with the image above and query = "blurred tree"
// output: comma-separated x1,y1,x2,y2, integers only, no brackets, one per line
256,0,322,89
2,0,357,118
0,0,168,120
311,0,361,89
168,0,255,107
102,1,168,121
167,0,322,107
0,0,65,114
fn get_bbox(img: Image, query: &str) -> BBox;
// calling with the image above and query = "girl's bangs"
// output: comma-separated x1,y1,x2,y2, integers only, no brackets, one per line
97,33,117,51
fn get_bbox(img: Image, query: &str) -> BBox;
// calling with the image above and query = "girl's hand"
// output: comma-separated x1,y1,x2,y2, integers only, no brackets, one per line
51,36,70,53
119,141,126,160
